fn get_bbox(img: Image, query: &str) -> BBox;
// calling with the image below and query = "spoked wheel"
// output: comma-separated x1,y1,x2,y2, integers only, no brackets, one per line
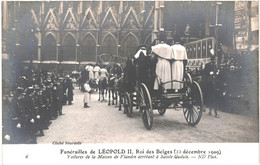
124,92,132,117
183,81,203,126
139,83,153,130
183,72,193,87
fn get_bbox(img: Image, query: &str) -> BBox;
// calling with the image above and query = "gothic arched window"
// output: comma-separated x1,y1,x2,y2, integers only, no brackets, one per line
43,34,56,61
102,34,117,55
123,34,138,58
82,34,96,62
62,34,76,61
144,34,152,46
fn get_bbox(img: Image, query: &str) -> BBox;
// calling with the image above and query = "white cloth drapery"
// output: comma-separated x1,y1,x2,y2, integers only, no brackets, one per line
151,43,173,59
154,58,171,89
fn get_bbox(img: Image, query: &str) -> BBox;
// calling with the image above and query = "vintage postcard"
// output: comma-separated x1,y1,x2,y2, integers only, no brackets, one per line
1,1,259,165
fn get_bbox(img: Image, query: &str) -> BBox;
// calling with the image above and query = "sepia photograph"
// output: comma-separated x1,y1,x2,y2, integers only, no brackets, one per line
1,0,259,164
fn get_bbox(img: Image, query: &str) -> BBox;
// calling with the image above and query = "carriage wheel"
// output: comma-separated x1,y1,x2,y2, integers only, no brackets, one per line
124,92,132,117
140,83,153,130
184,72,193,86
183,81,203,126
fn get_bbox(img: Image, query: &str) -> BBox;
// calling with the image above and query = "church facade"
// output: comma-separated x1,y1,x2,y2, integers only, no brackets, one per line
2,1,239,73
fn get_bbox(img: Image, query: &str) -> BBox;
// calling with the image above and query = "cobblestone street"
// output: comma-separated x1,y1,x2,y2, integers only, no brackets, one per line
37,88,258,143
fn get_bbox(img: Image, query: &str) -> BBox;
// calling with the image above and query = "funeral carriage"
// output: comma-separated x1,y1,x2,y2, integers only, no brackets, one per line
122,44,204,130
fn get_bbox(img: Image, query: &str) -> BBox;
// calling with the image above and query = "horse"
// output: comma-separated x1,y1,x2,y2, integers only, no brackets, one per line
107,63,123,106
98,76,108,102
116,74,126,112
107,74,118,106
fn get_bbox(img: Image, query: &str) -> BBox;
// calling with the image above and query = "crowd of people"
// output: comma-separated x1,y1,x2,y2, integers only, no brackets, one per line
191,49,258,117
2,66,74,144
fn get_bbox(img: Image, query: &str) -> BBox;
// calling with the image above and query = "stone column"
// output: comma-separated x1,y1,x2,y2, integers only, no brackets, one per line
159,1,164,31
37,31,41,61
78,1,82,14
152,1,159,41
41,1,44,15
76,44,80,62
98,1,102,23
3,1,8,30
205,5,212,37
60,1,63,14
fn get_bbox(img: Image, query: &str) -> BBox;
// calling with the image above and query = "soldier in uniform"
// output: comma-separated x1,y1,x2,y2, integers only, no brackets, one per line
52,81,60,118
33,84,45,137
58,77,65,115
45,77,54,121
40,83,51,129
23,86,37,143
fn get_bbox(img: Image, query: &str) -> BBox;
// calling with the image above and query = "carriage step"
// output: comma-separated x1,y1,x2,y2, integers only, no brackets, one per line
162,93,185,98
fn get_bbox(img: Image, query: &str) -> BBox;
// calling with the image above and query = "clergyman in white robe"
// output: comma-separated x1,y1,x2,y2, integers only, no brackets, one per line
152,43,173,90
171,44,188,89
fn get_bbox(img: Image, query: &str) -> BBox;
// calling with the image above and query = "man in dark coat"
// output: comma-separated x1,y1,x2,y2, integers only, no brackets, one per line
65,75,73,105
203,51,220,118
